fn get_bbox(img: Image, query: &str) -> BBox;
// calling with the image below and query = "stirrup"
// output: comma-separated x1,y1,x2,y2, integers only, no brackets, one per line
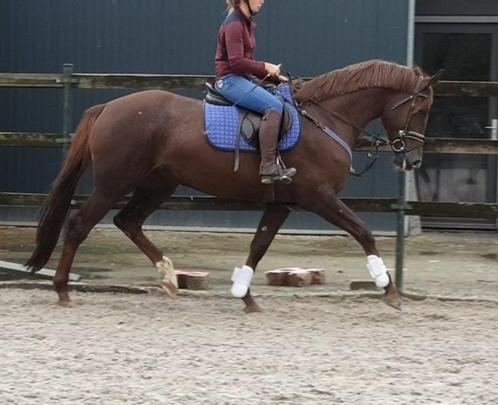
261,167,297,184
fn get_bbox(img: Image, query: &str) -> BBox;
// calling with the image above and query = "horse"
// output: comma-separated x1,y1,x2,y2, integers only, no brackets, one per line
26,60,440,312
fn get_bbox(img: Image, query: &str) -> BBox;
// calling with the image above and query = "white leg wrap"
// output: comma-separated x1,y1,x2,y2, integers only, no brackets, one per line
231,265,254,298
156,256,178,288
366,255,390,288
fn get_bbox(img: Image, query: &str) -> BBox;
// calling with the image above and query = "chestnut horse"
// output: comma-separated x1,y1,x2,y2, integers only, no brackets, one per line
27,60,439,312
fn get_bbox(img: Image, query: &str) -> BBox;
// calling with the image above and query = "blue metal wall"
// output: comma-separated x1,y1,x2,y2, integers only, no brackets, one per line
0,0,412,232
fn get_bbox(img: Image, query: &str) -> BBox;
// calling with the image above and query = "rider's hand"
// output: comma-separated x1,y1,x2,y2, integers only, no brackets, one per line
264,62,281,77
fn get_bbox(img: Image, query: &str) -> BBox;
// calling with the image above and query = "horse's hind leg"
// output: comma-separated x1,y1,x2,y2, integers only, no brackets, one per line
113,176,178,298
54,188,126,304
302,192,401,310
234,204,290,313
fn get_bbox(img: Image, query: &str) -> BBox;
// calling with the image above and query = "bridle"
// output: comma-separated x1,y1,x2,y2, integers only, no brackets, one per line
389,75,429,153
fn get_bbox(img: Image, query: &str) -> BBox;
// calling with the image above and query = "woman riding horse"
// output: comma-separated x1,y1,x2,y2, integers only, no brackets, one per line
214,0,296,184
26,58,440,313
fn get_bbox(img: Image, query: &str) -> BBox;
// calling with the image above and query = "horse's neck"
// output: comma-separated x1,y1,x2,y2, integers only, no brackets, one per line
319,88,389,143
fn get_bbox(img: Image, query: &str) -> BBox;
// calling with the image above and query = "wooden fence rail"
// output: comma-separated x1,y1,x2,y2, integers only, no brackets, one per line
2,72,498,97
2,132,498,154
1,193,497,219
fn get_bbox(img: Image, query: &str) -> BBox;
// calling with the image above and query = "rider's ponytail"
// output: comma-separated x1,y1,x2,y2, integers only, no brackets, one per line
226,0,241,12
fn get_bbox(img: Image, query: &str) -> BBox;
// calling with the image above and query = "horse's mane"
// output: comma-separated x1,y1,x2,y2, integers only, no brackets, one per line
294,60,425,103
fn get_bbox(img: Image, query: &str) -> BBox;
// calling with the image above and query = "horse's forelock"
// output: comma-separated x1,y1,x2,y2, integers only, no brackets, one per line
295,60,424,103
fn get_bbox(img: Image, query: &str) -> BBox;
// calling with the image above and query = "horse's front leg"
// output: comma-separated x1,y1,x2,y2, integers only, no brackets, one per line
232,204,290,313
302,191,401,310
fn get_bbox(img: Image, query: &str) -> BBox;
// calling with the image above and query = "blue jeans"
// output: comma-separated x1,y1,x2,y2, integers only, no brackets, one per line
214,75,283,115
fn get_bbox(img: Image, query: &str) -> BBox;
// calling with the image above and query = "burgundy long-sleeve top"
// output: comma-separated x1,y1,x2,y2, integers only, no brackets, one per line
215,9,267,80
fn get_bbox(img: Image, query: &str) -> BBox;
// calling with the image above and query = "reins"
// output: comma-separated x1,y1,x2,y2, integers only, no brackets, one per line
297,100,388,177
307,98,388,145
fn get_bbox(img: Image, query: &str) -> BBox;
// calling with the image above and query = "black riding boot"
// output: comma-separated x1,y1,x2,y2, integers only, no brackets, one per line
258,110,297,184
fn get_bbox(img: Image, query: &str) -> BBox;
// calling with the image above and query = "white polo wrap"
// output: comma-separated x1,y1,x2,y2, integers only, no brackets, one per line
156,256,178,288
366,255,390,288
231,265,254,298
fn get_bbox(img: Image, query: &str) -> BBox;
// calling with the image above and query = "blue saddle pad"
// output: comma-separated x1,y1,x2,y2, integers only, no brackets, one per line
204,83,301,153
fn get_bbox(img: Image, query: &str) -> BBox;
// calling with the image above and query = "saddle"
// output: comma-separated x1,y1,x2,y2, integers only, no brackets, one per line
203,81,302,172
204,82,293,146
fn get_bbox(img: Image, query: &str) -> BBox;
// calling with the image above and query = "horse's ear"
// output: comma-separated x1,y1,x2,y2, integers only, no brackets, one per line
426,69,445,87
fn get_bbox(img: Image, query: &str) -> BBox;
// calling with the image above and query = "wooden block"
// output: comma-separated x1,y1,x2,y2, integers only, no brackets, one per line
308,268,326,285
175,271,209,290
287,270,313,287
266,267,326,287
265,269,291,286
349,280,377,291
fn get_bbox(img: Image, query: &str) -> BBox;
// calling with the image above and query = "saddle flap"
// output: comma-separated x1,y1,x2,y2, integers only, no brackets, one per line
240,111,261,144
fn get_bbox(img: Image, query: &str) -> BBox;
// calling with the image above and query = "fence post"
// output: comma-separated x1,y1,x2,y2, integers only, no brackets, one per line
395,171,406,290
61,63,74,154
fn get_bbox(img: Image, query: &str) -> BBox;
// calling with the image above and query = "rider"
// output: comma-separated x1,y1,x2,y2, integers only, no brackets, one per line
214,0,297,184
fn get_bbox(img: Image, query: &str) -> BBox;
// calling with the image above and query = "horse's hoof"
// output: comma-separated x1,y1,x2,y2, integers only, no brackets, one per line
383,292,402,310
161,282,178,300
241,293,261,313
56,299,72,308
243,303,263,313
56,291,71,306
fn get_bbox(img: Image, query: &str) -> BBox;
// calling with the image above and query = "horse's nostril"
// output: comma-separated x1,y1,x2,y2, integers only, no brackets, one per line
413,160,422,169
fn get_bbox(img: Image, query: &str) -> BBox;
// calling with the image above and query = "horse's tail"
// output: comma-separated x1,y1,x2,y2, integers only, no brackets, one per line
26,104,106,271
